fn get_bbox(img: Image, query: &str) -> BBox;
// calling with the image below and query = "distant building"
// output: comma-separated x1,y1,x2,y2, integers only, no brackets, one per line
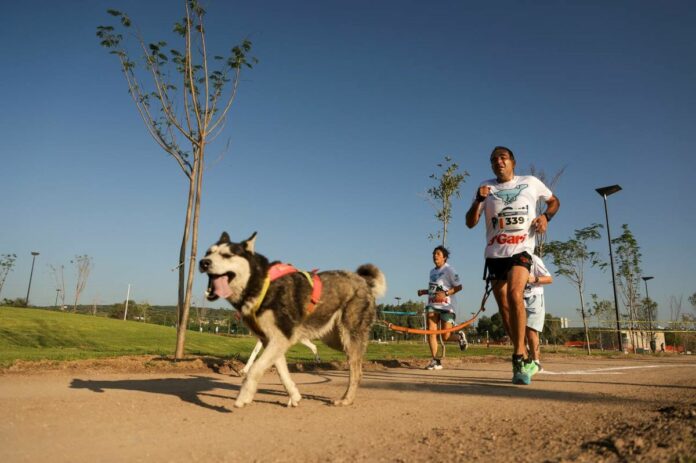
620,329,665,352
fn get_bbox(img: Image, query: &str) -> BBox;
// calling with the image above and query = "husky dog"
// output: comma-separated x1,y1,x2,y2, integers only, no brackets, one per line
199,231,386,408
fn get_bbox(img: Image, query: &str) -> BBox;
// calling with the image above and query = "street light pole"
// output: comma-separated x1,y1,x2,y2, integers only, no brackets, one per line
642,276,655,350
595,185,623,352
25,251,40,307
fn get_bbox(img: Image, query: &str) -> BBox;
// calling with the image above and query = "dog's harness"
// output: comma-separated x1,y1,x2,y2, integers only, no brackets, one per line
249,263,323,324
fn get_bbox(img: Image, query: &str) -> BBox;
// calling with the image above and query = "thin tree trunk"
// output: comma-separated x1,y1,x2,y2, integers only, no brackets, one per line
176,146,205,358
579,289,591,355
174,161,198,359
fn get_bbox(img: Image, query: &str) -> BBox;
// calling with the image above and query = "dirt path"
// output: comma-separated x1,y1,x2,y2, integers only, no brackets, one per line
1,355,695,462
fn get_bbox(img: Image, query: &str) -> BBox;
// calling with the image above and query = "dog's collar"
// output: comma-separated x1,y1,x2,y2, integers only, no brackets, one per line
249,276,271,316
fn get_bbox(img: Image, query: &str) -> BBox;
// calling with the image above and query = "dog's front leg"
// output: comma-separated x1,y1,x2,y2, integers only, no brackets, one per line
274,355,301,407
240,339,264,376
235,339,286,408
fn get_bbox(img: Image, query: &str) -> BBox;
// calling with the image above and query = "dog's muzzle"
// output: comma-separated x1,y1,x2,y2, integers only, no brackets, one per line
200,259,236,301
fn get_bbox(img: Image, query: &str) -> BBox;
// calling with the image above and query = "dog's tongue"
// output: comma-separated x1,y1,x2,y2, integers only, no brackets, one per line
212,275,232,298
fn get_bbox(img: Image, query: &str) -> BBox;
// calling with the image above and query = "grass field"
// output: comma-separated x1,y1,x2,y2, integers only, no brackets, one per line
0,306,599,368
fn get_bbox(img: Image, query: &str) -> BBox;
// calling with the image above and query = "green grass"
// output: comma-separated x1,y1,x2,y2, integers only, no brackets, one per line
0,306,614,368
0,306,261,367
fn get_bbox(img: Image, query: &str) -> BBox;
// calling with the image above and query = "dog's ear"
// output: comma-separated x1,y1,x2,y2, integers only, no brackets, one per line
243,231,258,254
218,232,231,244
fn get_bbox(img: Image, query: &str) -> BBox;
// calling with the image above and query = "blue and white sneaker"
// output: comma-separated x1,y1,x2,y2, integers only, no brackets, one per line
426,358,443,370
458,332,468,351
512,356,531,385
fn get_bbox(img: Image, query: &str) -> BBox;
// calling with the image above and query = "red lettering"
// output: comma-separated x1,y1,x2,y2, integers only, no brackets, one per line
487,233,527,246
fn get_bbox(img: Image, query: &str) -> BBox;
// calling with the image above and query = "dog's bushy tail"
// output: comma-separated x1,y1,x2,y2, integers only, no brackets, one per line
356,264,387,299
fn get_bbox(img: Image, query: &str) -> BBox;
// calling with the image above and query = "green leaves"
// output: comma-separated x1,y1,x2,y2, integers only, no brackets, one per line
96,25,122,48
106,9,130,27
230,40,258,69
546,223,606,283
426,155,469,245
173,20,187,37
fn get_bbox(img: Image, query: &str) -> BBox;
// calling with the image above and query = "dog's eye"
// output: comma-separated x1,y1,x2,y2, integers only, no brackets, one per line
221,253,233,258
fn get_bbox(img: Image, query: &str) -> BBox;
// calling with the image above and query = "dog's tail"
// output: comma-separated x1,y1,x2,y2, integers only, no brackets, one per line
356,264,387,299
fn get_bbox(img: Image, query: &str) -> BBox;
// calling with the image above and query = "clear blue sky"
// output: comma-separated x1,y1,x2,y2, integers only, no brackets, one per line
2,0,695,326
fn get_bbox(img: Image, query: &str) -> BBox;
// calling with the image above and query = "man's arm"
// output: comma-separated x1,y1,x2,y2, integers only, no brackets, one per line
465,186,490,228
532,195,560,234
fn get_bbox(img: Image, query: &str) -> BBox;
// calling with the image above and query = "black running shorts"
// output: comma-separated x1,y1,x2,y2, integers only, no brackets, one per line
485,251,532,281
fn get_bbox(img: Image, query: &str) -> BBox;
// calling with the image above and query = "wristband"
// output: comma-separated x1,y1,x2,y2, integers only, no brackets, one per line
543,212,551,222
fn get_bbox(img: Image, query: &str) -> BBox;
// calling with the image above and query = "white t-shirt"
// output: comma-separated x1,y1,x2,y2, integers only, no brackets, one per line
475,175,553,258
427,263,461,313
524,255,551,329
524,254,551,300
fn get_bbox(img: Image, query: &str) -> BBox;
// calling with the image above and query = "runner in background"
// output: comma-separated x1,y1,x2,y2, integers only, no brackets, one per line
525,254,553,372
417,245,465,370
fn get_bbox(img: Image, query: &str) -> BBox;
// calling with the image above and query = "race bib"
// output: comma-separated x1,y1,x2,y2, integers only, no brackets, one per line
496,206,529,232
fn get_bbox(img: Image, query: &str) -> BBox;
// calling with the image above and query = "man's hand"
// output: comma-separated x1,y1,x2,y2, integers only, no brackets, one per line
532,214,548,234
476,186,491,202
432,291,447,303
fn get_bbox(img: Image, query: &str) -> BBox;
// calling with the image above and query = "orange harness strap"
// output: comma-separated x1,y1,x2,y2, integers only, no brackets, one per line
268,263,322,315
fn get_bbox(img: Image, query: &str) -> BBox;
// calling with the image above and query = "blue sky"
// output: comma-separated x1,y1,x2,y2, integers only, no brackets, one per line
2,0,695,326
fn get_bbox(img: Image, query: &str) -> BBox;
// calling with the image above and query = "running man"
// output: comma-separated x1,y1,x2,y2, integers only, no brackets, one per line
417,245,465,370
465,146,560,384
525,253,553,372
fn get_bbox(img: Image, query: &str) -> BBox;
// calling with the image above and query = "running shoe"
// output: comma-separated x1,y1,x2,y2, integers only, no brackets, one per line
426,358,443,370
458,332,468,351
512,356,531,385
523,359,539,377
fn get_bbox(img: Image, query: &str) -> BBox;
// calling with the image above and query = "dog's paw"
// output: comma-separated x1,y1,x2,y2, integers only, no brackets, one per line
235,388,254,408
331,398,353,406
286,396,301,408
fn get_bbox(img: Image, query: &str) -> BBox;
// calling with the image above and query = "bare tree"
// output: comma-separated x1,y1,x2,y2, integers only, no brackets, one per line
527,165,566,257
0,254,17,299
48,264,66,309
669,295,684,352
545,224,606,354
71,255,93,312
424,156,468,246
588,293,615,350
611,224,642,353
97,1,257,358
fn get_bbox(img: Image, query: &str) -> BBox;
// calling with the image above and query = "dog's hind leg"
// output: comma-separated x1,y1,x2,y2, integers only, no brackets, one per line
300,338,320,362
333,294,375,406
274,355,302,407
241,339,264,376
333,336,365,406
235,337,289,408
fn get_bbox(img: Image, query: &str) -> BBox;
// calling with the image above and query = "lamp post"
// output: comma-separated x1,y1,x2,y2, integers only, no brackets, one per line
595,185,623,352
25,251,40,307
642,276,655,350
